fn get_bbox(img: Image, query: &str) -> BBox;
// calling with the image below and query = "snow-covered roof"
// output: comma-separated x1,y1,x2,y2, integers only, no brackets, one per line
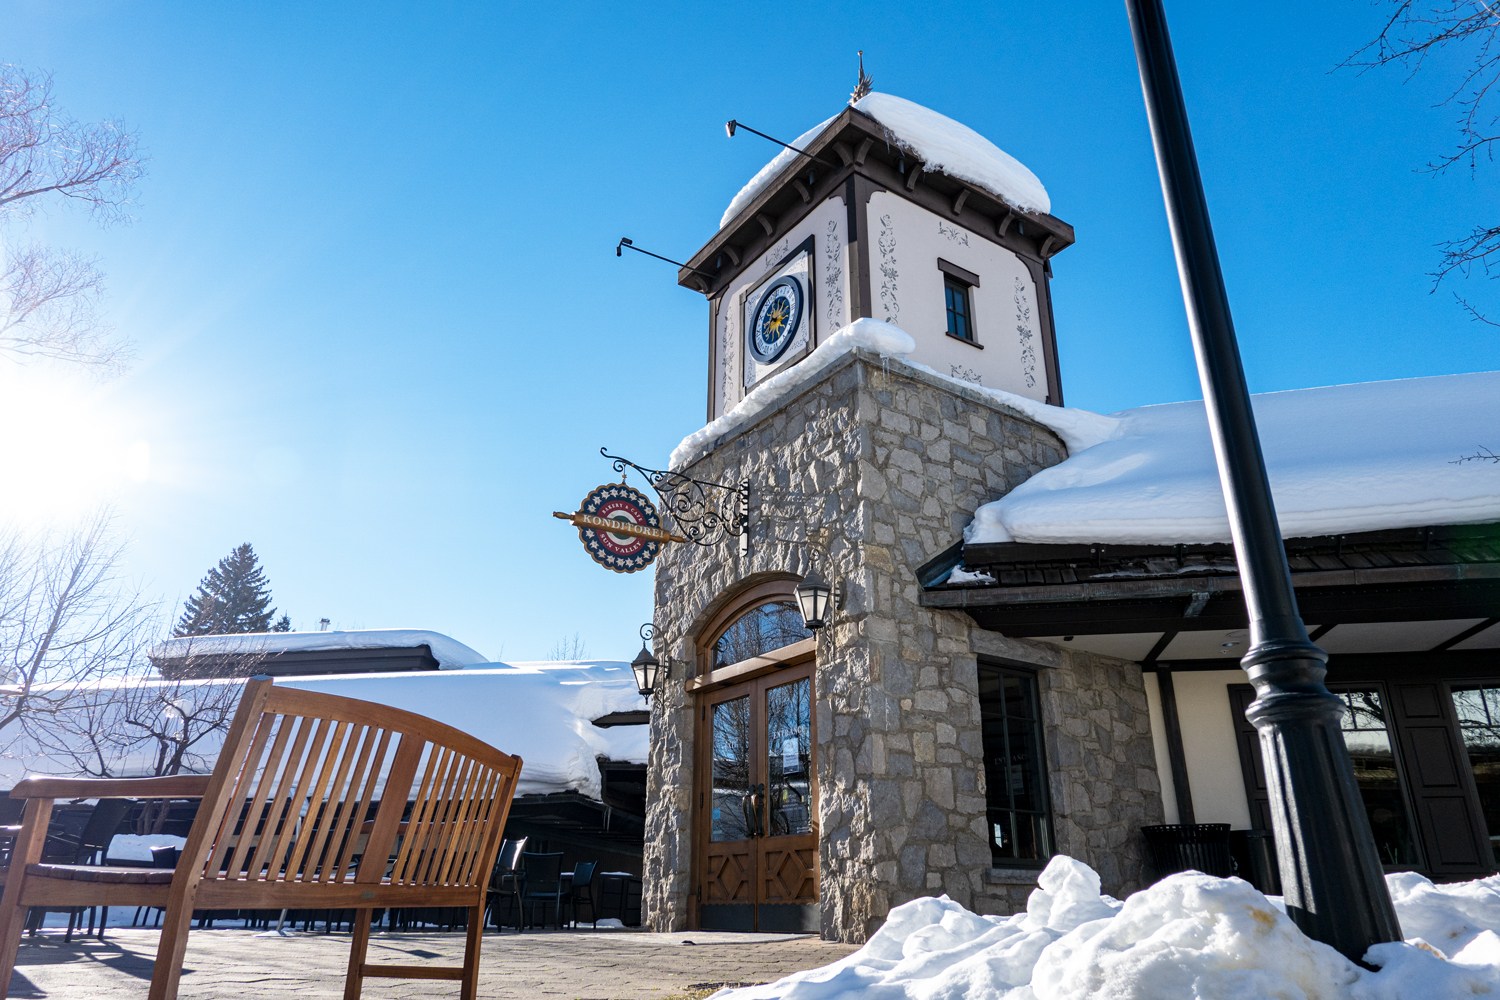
2,661,647,800
671,317,1104,470
149,628,489,670
720,92,1050,230
968,370,1500,546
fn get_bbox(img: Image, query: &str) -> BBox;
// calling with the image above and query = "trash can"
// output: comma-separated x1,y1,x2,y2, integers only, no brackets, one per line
1230,828,1281,895
1141,823,1235,879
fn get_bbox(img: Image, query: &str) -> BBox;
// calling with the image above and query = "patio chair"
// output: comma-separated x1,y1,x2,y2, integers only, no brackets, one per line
518,851,565,931
0,676,524,1000
24,796,132,941
485,836,527,931
567,860,598,929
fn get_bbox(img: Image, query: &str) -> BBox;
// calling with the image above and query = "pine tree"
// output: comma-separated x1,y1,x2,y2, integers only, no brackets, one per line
173,544,282,636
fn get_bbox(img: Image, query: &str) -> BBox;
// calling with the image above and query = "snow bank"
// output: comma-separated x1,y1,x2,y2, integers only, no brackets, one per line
714,857,1500,1000
720,93,1048,231
671,319,1108,470
969,371,1500,546
149,628,490,669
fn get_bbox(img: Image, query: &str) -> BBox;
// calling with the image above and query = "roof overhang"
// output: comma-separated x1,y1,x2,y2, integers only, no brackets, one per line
680,106,1075,297
920,523,1500,656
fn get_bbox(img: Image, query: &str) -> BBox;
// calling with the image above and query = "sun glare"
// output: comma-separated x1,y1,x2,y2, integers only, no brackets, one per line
0,366,150,525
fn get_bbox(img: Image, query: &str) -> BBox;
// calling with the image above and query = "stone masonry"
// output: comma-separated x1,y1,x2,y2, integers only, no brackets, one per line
643,349,1164,943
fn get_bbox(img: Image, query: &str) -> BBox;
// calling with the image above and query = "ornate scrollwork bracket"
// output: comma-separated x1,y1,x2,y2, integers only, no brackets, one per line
601,448,752,556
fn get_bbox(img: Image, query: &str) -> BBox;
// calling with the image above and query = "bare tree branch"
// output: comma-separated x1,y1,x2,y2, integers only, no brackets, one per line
1346,2,1500,319
0,64,143,368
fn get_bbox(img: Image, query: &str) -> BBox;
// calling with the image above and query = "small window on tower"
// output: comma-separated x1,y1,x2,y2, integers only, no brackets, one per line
938,258,982,348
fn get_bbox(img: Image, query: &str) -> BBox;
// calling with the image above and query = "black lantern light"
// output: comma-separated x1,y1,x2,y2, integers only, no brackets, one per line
795,568,833,631
631,623,664,697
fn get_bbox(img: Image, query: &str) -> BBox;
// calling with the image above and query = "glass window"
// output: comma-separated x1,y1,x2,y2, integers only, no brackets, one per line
1334,688,1420,866
1451,686,1500,866
710,695,752,842
766,677,812,837
978,663,1052,866
944,276,973,341
712,600,812,670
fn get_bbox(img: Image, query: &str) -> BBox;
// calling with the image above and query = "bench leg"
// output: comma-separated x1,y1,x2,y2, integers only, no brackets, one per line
460,904,483,1000
0,880,29,999
147,903,196,1000
344,910,373,1000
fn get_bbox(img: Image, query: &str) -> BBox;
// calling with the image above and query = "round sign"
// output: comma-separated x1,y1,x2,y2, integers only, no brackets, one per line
577,483,663,573
748,275,803,365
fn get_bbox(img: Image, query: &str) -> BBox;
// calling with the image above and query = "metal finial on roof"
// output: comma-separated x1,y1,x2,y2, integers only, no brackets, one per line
850,50,873,104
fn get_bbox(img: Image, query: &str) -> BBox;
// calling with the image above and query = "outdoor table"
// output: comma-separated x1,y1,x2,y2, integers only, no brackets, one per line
596,871,641,926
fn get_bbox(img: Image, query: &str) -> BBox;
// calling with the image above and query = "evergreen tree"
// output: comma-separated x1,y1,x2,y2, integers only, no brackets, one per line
173,544,281,636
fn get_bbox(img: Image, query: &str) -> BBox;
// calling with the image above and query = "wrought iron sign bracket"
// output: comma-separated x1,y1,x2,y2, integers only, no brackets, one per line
601,448,752,556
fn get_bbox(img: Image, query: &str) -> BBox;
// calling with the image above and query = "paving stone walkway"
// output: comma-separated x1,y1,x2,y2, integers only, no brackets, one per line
6,926,859,999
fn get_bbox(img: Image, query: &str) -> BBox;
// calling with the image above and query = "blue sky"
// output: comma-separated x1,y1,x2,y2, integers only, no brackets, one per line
4,1,1495,663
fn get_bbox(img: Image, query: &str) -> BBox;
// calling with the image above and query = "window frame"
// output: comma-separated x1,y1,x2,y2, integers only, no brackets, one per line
938,258,982,349
977,659,1054,869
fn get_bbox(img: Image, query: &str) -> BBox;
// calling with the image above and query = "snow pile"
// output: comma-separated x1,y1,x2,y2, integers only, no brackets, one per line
714,857,1500,1000
149,628,490,670
720,93,1048,230
968,371,1500,546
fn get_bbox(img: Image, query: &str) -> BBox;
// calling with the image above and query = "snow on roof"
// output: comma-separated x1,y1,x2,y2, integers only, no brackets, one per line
671,317,1107,470
1,662,647,800
149,628,490,670
720,92,1049,230
283,663,645,799
968,370,1500,546
717,855,1500,998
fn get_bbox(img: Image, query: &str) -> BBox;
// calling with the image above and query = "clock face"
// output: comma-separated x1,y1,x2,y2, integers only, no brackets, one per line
748,276,803,365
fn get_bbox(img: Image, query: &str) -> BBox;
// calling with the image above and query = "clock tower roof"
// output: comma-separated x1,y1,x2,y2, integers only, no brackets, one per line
683,92,1072,295
721,92,1051,229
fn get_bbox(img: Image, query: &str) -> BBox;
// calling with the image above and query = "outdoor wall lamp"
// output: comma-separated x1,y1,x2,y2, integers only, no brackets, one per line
631,622,666,697
795,569,834,631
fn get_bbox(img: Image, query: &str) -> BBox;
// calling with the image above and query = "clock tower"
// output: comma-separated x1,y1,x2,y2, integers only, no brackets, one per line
679,92,1074,421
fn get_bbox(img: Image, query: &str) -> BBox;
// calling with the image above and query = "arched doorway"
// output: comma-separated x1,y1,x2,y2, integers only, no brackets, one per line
692,583,819,932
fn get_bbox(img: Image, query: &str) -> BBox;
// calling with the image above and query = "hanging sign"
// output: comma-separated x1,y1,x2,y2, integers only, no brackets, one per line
553,483,684,573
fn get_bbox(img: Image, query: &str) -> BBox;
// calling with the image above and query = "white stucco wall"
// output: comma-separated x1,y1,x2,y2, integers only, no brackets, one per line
1171,669,1253,829
712,198,849,418
867,191,1048,402
1142,671,1182,824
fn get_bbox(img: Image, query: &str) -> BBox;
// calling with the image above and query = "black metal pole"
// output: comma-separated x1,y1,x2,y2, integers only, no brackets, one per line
1123,0,1402,961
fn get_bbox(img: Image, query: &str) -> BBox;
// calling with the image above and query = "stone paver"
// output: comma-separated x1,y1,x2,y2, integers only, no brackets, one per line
6,926,858,999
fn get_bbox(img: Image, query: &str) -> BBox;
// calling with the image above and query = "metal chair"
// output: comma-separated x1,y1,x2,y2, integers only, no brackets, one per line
567,860,597,929
486,836,527,931
518,852,565,931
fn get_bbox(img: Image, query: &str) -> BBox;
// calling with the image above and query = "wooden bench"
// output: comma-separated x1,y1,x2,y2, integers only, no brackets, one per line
0,676,523,1000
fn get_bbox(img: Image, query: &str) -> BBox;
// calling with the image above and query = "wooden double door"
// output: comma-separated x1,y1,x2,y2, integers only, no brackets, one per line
696,662,818,932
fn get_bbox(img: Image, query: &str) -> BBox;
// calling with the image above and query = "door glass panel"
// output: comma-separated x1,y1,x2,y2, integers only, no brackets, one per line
1451,686,1500,866
713,601,813,670
765,677,812,837
1335,689,1420,865
711,696,752,842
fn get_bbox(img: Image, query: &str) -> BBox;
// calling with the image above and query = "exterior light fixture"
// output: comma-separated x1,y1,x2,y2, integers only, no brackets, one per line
795,569,833,631
631,623,664,697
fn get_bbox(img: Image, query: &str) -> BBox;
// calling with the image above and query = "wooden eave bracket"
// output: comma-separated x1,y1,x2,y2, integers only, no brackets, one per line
951,189,969,216
791,177,812,204
755,214,775,237
904,164,925,192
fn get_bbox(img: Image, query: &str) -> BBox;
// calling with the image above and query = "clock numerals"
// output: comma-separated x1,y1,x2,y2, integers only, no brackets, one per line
748,276,803,365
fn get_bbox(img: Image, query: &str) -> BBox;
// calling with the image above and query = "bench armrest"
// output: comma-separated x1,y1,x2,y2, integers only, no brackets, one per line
8,774,213,800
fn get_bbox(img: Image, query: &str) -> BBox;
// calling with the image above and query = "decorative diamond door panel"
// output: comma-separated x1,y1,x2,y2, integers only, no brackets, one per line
697,660,818,932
